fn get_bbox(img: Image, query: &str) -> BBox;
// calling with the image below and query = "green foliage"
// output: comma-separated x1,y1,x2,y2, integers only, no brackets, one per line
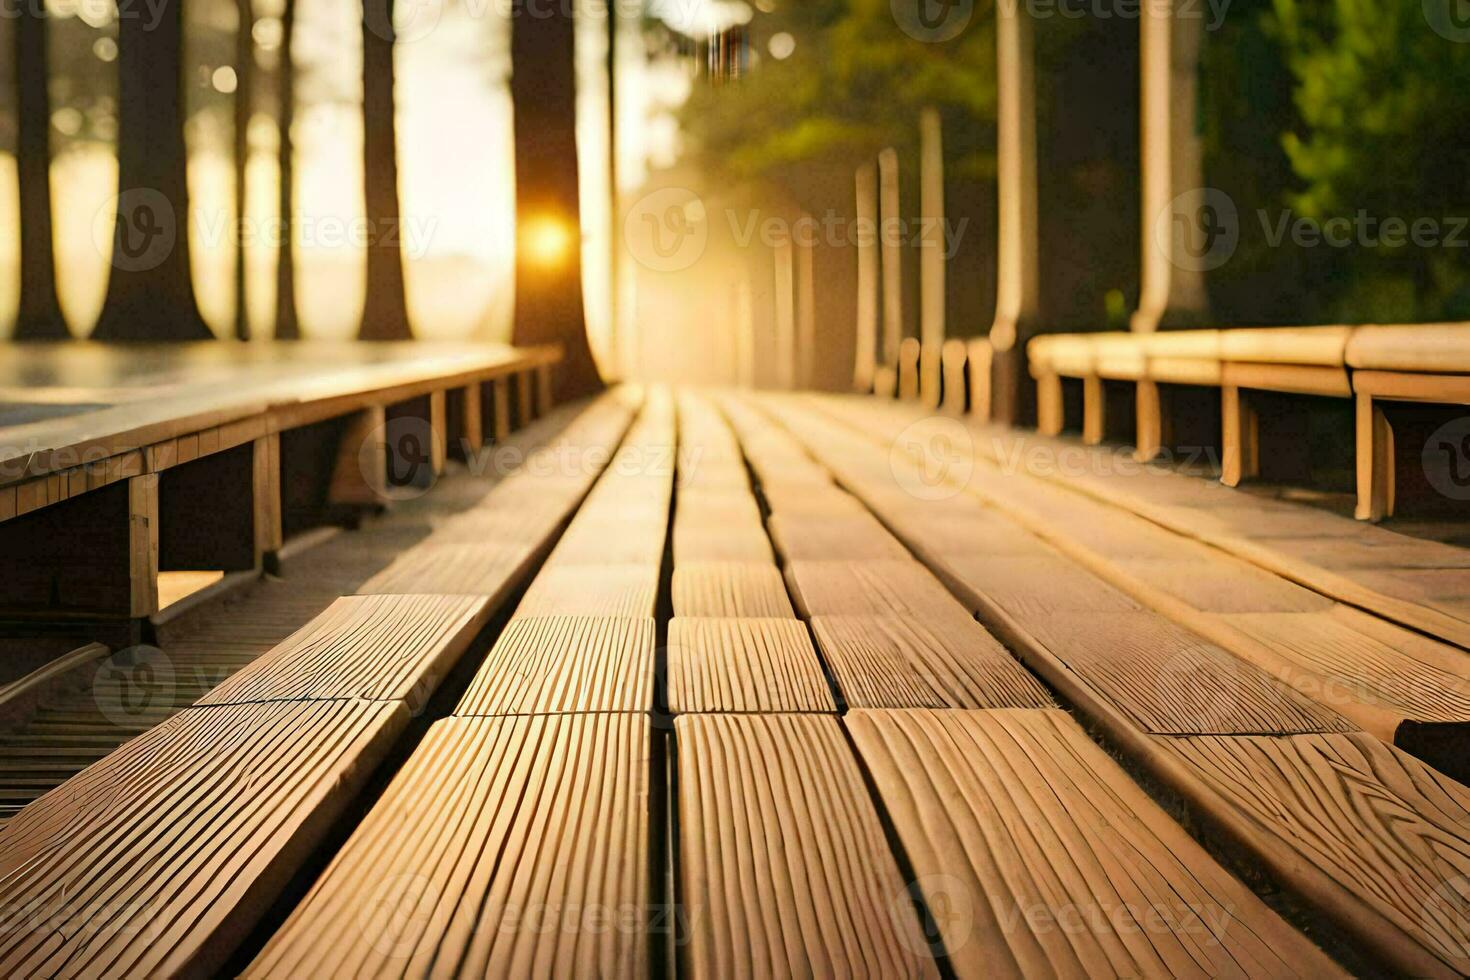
674,0,998,201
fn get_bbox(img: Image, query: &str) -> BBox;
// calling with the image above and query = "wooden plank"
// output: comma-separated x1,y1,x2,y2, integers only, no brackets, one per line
129,473,160,617
246,713,649,977
848,708,1345,979
1222,361,1351,398
0,699,409,978
784,559,974,620
672,562,796,618
1111,555,1334,613
668,617,835,713
1020,610,1352,735
1346,322,1470,373
672,522,775,564
356,542,538,600
675,713,937,978
766,514,910,562
937,555,1143,619
551,520,668,565
455,615,655,715
515,564,660,618
1153,731,1470,977
198,594,490,706
811,614,1052,710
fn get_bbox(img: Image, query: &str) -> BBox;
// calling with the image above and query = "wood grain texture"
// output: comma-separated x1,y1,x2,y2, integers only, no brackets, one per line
758,481,870,517
672,562,797,618
355,542,538,599
1113,557,1334,613
1020,611,1351,735
675,713,938,978
673,522,776,564
247,713,650,978
847,708,1343,980
784,559,973,620
766,514,911,562
548,521,669,565
0,699,409,978
938,555,1143,619
668,617,835,713
515,564,660,618
1223,606,1470,725
455,615,655,715
675,491,764,528
199,593,489,705
811,615,1053,710
1154,731,1470,977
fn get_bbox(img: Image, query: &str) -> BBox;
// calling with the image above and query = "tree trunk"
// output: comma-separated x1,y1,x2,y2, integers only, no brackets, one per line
511,3,603,400
275,0,300,339
358,0,412,340
12,5,68,339
91,0,211,341
234,0,254,341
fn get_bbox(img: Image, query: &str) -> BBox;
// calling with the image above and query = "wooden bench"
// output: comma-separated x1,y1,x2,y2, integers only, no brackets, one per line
671,562,795,618
247,713,651,977
1347,323,1470,520
667,617,834,713
456,615,655,715
848,708,1345,978
674,713,936,977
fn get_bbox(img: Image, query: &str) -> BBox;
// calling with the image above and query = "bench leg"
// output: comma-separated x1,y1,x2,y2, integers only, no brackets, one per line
491,378,512,443
129,474,160,618
253,435,283,563
1136,380,1165,461
428,390,448,476
1356,393,1395,521
461,384,484,456
516,371,535,428
1082,376,1105,445
1220,385,1259,487
536,363,554,417
1036,373,1063,436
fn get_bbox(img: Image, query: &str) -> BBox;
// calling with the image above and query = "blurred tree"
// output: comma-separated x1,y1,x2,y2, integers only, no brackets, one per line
234,0,255,340
276,0,301,339
13,4,68,339
92,0,213,340
1266,0,1470,321
511,3,604,398
358,0,412,340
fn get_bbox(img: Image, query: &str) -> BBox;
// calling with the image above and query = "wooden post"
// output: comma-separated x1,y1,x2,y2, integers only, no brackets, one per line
462,383,485,454
428,390,447,475
878,148,904,378
853,163,880,393
1082,376,1105,445
1136,380,1166,460
940,339,968,415
795,213,817,389
536,363,555,416
129,474,160,618
968,339,993,423
253,434,283,559
898,338,922,401
919,108,946,409
491,378,511,443
1036,373,1064,436
774,239,797,389
331,405,387,507
1355,393,1394,521
989,2,1040,425
1220,385,1259,487
1132,0,1208,334
516,370,534,427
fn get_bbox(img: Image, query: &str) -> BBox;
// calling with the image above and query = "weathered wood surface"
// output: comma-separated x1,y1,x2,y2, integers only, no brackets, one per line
675,713,937,978
355,542,539,599
515,564,661,618
668,617,835,713
0,699,408,978
848,708,1345,979
247,713,650,978
767,513,911,562
456,615,655,715
811,614,1052,710
199,593,489,705
672,562,796,618
784,559,974,620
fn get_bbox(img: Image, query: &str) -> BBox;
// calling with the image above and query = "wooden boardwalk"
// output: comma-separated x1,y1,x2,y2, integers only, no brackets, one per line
3,386,1470,975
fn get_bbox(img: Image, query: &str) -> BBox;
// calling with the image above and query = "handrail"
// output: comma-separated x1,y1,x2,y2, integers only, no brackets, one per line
0,642,110,710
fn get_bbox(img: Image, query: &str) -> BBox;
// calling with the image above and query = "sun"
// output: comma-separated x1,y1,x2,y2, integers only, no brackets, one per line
520,214,577,269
